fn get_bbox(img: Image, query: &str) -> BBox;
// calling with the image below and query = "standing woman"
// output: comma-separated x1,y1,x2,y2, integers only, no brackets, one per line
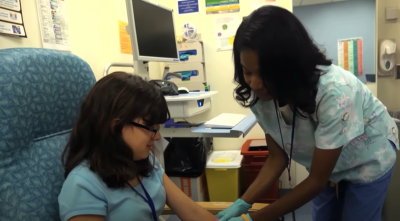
217,6,399,221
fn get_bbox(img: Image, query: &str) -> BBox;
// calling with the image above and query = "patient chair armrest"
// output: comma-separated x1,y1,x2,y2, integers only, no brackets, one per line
162,202,268,215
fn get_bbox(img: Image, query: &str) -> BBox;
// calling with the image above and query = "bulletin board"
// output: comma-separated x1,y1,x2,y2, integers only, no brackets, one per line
338,38,363,76
0,0,27,38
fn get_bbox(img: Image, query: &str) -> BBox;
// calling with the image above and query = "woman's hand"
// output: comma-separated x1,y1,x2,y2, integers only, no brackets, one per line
216,199,252,221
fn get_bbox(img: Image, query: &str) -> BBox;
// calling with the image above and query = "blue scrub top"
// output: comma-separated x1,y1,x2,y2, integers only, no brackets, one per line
251,65,399,184
58,156,166,221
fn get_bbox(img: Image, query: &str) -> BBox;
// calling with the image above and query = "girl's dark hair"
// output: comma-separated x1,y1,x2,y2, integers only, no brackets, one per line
62,72,170,188
234,6,332,117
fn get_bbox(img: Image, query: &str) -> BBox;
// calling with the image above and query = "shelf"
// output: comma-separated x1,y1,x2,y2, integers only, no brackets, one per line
164,91,218,102
160,114,257,138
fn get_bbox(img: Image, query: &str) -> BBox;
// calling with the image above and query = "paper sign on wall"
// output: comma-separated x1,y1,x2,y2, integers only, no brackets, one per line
36,0,71,51
206,0,240,15
118,20,132,55
251,0,277,10
338,38,363,76
214,16,240,51
178,0,199,14
0,0,26,38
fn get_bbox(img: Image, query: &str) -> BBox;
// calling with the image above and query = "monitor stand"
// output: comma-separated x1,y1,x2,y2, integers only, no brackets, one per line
133,60,149,80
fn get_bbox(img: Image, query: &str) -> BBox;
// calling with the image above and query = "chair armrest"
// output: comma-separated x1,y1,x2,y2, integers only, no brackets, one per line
162,202,268,215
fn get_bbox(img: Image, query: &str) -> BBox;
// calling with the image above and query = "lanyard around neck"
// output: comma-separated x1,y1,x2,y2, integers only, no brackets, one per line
127,178,158,221
274,102,296,182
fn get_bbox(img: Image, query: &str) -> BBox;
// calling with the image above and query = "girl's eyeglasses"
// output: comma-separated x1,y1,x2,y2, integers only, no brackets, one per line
130,122,159,139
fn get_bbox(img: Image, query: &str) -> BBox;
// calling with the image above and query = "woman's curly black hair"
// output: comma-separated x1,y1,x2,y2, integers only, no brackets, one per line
233,6,332,117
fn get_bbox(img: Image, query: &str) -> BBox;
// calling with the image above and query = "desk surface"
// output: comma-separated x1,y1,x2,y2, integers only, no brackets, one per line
162,202,268,215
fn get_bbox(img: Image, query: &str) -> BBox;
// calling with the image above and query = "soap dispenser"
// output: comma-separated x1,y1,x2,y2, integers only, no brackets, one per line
379,39,397,76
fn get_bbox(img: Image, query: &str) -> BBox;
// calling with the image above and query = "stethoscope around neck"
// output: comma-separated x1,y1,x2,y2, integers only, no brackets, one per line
273,101,296,181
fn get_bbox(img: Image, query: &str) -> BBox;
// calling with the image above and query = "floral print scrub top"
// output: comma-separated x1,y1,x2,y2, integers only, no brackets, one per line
251,65,399,184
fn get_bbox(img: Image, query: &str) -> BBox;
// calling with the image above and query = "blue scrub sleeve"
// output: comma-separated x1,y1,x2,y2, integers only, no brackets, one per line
58,174,107,221
314,86,364,149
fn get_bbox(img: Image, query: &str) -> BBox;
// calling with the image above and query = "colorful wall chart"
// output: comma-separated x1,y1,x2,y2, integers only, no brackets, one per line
338,38,363,76
206,0,240,15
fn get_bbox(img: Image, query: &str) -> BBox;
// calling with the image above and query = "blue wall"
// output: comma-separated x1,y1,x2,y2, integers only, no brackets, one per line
293,0,376,75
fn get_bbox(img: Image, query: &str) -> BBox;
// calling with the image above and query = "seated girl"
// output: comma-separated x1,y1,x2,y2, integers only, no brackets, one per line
58,72,216,221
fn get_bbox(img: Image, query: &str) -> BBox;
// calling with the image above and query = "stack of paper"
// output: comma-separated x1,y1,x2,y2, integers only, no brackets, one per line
204,113,247,129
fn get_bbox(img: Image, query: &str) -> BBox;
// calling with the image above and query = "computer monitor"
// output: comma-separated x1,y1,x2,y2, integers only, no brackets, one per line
125,0,179,79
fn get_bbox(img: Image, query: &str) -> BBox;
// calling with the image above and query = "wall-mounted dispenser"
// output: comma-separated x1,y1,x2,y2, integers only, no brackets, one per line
378,39,397,77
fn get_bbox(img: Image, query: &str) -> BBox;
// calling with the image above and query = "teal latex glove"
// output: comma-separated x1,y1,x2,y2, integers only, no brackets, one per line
227,214,253,221
216,199,252,221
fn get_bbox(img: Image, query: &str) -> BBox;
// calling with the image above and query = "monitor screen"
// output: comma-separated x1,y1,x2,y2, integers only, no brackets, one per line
132,0,178,59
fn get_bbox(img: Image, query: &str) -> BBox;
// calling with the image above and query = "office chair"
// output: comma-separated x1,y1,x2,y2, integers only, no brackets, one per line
0,48,96,221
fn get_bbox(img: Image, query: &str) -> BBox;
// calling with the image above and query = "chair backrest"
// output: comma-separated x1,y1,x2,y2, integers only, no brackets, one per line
0,48,96,221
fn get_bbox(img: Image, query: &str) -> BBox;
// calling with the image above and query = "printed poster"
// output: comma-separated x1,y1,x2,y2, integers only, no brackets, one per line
214,15,240,51
36,0,71,51
118,20,132,55
338,38,363,76
251,0,277,10
178,0,199,14
0,0,26,37
206,0,240,15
